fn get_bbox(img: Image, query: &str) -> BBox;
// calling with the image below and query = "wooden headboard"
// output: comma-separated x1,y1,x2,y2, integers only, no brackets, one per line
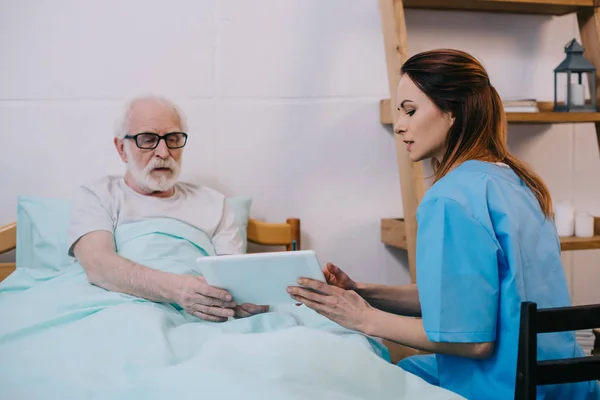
0,217,301,283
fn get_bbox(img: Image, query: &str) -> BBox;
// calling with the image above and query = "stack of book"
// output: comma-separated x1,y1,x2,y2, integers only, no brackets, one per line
502,98,539,113
576,329,597,356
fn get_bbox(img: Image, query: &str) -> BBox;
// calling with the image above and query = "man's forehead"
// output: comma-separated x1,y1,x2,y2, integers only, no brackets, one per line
128,101,181,127
130,99,177,116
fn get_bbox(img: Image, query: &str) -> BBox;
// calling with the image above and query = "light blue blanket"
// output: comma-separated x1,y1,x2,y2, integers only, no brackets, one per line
0,218,463,399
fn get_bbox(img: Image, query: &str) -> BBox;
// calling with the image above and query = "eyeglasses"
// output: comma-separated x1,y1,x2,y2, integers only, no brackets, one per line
123,132,188,150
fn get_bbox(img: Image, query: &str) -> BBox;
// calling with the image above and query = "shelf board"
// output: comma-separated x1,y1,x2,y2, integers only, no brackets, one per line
560,235,600,250
382,218,600,251
402,0,596,16
505,111,600,123
380,99,600,125
382,218,407,249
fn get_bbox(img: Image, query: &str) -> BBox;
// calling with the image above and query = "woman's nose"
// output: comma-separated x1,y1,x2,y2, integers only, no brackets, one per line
393,118,406,136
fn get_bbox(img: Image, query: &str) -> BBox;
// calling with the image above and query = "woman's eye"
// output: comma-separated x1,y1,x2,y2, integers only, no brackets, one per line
406,110,415,116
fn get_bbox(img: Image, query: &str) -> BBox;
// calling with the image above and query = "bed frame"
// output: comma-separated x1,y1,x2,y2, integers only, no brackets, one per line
0,217,301,283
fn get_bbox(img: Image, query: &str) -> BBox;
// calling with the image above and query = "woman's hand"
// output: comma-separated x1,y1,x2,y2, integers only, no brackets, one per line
176,276,237,322
322,262,356,291
293,262,357,307
287,278,375,333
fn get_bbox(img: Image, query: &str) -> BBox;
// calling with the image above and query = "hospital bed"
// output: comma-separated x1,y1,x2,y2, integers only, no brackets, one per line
0,216,301,283
0,195,465,400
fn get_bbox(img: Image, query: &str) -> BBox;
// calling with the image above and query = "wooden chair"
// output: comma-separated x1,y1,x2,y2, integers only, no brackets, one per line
514,301,600,400
0,217,301,283
246,218,300,252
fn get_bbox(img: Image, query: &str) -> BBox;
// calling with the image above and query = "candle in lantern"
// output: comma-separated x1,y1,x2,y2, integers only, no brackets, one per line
570,83,585,106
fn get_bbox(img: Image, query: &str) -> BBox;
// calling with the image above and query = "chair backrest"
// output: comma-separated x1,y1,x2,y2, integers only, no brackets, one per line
246,218,300,252
515,301,600,400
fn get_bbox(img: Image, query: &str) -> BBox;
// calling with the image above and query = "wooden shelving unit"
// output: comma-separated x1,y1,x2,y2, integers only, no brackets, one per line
402,0,595,16
380,99,600,125
382,217,600,251
378,0,600,279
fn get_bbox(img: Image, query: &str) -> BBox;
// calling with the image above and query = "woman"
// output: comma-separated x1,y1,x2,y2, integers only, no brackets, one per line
287,49,599,400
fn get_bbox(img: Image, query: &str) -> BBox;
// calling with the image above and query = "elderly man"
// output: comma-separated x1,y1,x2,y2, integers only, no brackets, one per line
67,95,267,321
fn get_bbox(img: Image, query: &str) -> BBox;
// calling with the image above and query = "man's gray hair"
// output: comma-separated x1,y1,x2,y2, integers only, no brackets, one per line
114,95,188,139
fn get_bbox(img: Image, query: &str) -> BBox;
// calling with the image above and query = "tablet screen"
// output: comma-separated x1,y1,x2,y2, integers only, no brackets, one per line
196,250,326,305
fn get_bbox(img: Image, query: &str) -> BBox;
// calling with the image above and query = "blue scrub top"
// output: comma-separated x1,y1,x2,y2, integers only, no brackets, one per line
398,160,599,400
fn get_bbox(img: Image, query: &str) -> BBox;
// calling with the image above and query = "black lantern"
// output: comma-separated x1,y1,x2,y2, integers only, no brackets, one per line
554,39,597,112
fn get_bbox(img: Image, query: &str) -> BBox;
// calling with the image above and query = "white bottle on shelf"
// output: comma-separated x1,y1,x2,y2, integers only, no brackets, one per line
555,201,574,237
575,212,594,238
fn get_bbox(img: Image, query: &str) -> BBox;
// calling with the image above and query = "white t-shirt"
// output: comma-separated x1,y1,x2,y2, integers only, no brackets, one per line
67,176,243,257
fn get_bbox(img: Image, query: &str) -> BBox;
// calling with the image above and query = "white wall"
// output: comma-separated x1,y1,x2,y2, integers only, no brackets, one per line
1,1,599,303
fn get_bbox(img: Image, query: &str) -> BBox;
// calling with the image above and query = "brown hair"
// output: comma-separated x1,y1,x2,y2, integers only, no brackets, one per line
401,49,553,218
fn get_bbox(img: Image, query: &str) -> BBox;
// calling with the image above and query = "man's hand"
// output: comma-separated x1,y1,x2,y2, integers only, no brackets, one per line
176,276,237,322
233,303,270,319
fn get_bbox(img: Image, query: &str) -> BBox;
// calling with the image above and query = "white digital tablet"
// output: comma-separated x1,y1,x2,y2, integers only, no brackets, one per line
195,250,326,305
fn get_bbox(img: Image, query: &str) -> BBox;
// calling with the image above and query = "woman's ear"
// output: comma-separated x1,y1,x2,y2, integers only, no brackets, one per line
446,112,455,127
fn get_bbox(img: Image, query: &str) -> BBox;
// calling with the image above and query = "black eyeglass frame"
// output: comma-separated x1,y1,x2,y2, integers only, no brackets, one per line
123,132,188,150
